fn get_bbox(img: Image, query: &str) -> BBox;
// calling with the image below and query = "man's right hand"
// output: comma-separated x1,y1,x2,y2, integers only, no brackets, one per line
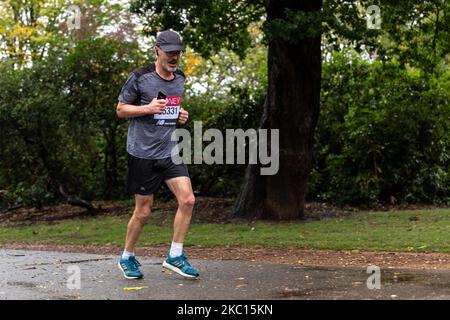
146,98,166,114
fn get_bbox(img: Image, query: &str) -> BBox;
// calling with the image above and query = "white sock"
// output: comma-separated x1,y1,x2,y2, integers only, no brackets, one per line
169,241,183,258
122,249,134,260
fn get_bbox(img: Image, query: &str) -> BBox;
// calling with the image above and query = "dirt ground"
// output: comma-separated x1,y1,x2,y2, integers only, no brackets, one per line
1,197,449,270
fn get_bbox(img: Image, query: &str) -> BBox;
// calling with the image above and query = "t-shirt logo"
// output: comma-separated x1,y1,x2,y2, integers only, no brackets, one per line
154,95,180,125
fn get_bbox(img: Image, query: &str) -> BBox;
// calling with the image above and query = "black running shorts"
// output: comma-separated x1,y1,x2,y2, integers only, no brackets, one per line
126,153,189,195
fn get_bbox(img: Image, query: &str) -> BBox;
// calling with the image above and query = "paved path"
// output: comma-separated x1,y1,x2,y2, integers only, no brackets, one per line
1,249,449,300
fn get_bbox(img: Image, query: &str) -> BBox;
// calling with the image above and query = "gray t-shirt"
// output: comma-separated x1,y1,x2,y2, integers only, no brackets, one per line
118,64,184,159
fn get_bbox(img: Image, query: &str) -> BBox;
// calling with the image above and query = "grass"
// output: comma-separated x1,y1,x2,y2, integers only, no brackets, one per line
0,208,449,253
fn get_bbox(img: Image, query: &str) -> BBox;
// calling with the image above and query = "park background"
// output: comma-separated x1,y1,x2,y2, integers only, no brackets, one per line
0,0,449,255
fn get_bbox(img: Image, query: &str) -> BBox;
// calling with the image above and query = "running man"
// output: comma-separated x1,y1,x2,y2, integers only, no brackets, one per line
116,30,199,279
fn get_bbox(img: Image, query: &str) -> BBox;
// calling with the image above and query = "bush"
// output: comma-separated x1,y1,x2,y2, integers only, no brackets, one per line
0,38,142,209
308,52,450,206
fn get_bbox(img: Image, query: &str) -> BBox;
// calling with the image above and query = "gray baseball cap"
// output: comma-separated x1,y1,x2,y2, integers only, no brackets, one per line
156,30,186,52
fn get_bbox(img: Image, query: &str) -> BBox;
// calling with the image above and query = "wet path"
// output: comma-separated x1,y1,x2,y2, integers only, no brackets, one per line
1,249,449,300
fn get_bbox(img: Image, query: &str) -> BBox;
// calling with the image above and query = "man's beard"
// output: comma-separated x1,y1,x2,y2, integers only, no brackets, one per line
166,61,178,72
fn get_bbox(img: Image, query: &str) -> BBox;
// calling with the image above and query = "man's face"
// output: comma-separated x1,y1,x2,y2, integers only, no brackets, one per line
157,47,182,73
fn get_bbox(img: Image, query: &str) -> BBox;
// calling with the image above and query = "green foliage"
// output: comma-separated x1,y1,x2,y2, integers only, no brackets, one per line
62,38,144,199
130,0,265,59
264,9,323,43
309,51,450,206
9,179,53,210
374,0,450,71
0,0,125,66
0,37,142,209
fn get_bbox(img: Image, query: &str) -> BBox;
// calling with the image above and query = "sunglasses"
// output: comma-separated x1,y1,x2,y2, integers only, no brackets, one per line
164,50,183,57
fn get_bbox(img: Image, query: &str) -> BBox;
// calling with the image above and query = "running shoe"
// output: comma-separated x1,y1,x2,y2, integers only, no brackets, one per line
118,255,144,279
162,251,199,278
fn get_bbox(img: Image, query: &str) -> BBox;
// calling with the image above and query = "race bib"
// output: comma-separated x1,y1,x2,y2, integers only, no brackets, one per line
154,95,180,125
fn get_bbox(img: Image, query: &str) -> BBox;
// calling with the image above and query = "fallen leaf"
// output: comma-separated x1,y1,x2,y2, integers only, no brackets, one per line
123,286,148,291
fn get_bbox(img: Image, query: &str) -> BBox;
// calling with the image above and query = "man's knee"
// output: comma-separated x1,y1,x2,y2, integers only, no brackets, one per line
179,194,195,209
133,208,151,225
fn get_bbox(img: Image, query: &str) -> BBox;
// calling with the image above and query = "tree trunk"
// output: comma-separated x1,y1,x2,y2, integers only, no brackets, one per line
234,0,322,220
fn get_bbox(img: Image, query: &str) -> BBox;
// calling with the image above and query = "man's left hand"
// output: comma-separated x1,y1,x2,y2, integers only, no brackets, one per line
178,108,189,124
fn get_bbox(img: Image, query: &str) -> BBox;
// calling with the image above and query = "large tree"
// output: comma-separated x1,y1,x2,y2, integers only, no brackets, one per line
130,0,449,219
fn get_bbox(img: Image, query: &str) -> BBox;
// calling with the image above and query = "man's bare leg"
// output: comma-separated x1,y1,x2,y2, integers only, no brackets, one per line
162,176,199,277
165,176,195,244
125,194,153,253
118,194,153,279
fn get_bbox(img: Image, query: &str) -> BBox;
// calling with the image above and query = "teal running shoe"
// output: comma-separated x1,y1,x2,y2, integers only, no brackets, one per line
118,255,143,279
162,252,199,278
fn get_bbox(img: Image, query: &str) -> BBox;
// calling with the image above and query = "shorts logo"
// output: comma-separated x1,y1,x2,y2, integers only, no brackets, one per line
140,187,146,191
156,120,165,125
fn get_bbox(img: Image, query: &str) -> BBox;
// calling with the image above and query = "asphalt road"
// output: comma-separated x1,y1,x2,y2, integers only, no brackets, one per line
1,249,449,300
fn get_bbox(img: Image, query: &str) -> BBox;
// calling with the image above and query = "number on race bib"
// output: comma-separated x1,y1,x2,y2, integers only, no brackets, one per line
154,106,180,119
154,95,181,121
